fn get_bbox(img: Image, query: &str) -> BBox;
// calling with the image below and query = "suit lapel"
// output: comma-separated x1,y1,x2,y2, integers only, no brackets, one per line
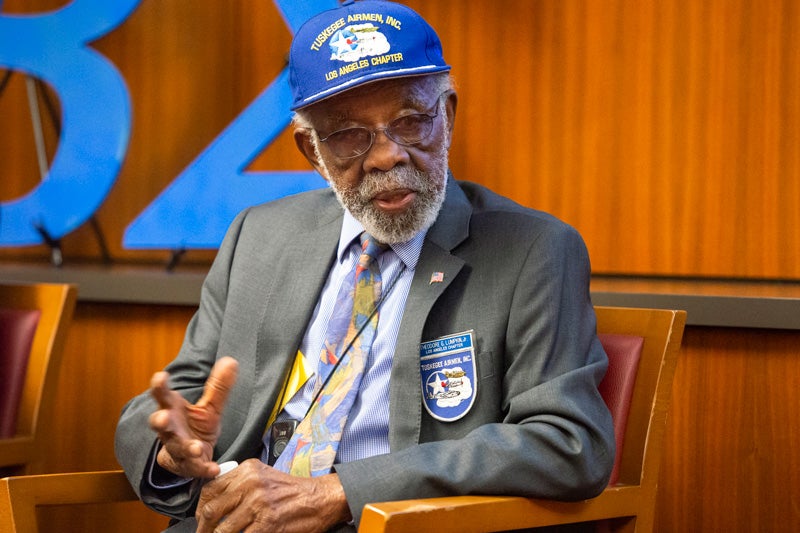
243,198,344,449
389,177,472,450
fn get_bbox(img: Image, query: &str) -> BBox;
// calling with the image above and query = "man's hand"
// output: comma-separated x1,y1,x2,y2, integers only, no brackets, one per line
195,459,351,533
148,356,239,479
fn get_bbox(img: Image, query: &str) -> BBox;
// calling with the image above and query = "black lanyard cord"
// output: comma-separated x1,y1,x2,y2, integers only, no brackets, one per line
303,262,407,418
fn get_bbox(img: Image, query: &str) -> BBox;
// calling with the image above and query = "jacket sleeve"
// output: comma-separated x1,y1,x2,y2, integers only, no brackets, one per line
113,209,249,520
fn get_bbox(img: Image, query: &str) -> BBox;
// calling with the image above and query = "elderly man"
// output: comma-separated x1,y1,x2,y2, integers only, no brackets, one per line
115,1,615,531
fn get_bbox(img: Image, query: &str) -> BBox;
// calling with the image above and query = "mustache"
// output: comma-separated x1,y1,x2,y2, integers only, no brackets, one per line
354,166,430,200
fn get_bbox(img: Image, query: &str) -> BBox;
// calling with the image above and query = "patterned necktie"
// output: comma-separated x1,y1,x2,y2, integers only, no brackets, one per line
274,232,385,476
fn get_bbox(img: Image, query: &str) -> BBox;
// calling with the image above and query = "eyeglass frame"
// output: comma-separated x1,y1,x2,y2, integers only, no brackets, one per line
312,91,449,160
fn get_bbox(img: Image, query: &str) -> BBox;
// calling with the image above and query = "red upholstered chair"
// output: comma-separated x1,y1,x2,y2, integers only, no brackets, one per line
0,309,42,439
358,306,686,533
597,333,644,486
0,282,77,477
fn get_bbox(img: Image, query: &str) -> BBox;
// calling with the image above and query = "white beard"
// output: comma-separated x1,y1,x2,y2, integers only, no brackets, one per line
314,137,449,244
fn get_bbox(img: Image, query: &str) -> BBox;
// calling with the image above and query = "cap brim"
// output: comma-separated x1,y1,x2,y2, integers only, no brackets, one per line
291,65,451,110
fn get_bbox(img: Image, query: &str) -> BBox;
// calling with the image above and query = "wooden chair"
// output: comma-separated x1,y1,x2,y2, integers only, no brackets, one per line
358,306,686,533
0,282,77,477
0,306,685,533
0,471,138,532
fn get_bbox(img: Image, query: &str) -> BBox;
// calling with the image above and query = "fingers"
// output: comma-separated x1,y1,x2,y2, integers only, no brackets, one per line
149,371,175,410
150,357,239,412
148,408,173,434
147,357,239,480
148,373,185,437
195,462,349,533
196,356,239,414
156,441,220,480
196,460,265,533
149,406,210,478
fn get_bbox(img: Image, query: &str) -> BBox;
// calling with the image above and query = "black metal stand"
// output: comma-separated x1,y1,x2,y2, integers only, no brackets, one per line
33,222,63,268
166,248,186,272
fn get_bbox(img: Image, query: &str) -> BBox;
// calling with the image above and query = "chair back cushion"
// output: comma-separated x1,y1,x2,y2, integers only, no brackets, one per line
597,333,644,485
0,308,41,438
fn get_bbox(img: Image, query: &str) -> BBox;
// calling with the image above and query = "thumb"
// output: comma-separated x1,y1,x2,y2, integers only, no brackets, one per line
195,356,239,414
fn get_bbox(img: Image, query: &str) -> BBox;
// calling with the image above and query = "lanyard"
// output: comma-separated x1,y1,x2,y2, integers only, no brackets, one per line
304,262,407,417
265,261,407,429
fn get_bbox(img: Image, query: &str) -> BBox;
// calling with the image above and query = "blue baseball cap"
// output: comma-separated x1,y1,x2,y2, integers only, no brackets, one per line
288,0,451,110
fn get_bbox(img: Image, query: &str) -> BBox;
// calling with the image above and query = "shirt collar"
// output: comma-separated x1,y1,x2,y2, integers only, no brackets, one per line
338,210,426,270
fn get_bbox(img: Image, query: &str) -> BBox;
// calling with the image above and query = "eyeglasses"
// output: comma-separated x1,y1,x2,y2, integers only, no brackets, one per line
316,94,445,160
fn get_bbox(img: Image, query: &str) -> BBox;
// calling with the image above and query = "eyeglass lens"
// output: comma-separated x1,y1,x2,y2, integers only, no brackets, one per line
320,100,441,159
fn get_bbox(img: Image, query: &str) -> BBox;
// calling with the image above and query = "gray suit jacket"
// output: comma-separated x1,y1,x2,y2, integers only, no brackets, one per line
114,177,614,530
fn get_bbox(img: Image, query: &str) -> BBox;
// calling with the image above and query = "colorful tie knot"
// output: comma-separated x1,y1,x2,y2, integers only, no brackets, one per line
359,232,386,268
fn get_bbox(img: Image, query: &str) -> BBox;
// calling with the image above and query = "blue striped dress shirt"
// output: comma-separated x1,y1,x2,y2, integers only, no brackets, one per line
261,211,425,466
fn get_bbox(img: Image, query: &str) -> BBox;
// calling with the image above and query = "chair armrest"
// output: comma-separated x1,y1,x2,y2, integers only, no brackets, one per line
2,470,137,506
358,486,642,533
0,470,137,533
0,437,35,468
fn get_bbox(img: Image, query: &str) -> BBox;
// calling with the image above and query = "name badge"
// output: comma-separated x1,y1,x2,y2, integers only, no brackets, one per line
419,330,477,422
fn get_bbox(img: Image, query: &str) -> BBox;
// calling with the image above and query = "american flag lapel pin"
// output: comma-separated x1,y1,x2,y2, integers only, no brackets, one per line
430,271,444,284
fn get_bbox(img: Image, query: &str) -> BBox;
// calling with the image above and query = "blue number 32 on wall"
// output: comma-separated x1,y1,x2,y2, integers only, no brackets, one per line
0,0,335,249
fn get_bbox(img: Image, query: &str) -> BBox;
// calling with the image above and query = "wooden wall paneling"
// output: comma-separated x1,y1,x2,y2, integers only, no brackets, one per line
2,0,800,274
408,0,800,279
44,302,193,474
654,326,800,532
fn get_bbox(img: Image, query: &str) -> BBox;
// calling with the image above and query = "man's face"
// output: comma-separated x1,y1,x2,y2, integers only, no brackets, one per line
296,76,456,244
